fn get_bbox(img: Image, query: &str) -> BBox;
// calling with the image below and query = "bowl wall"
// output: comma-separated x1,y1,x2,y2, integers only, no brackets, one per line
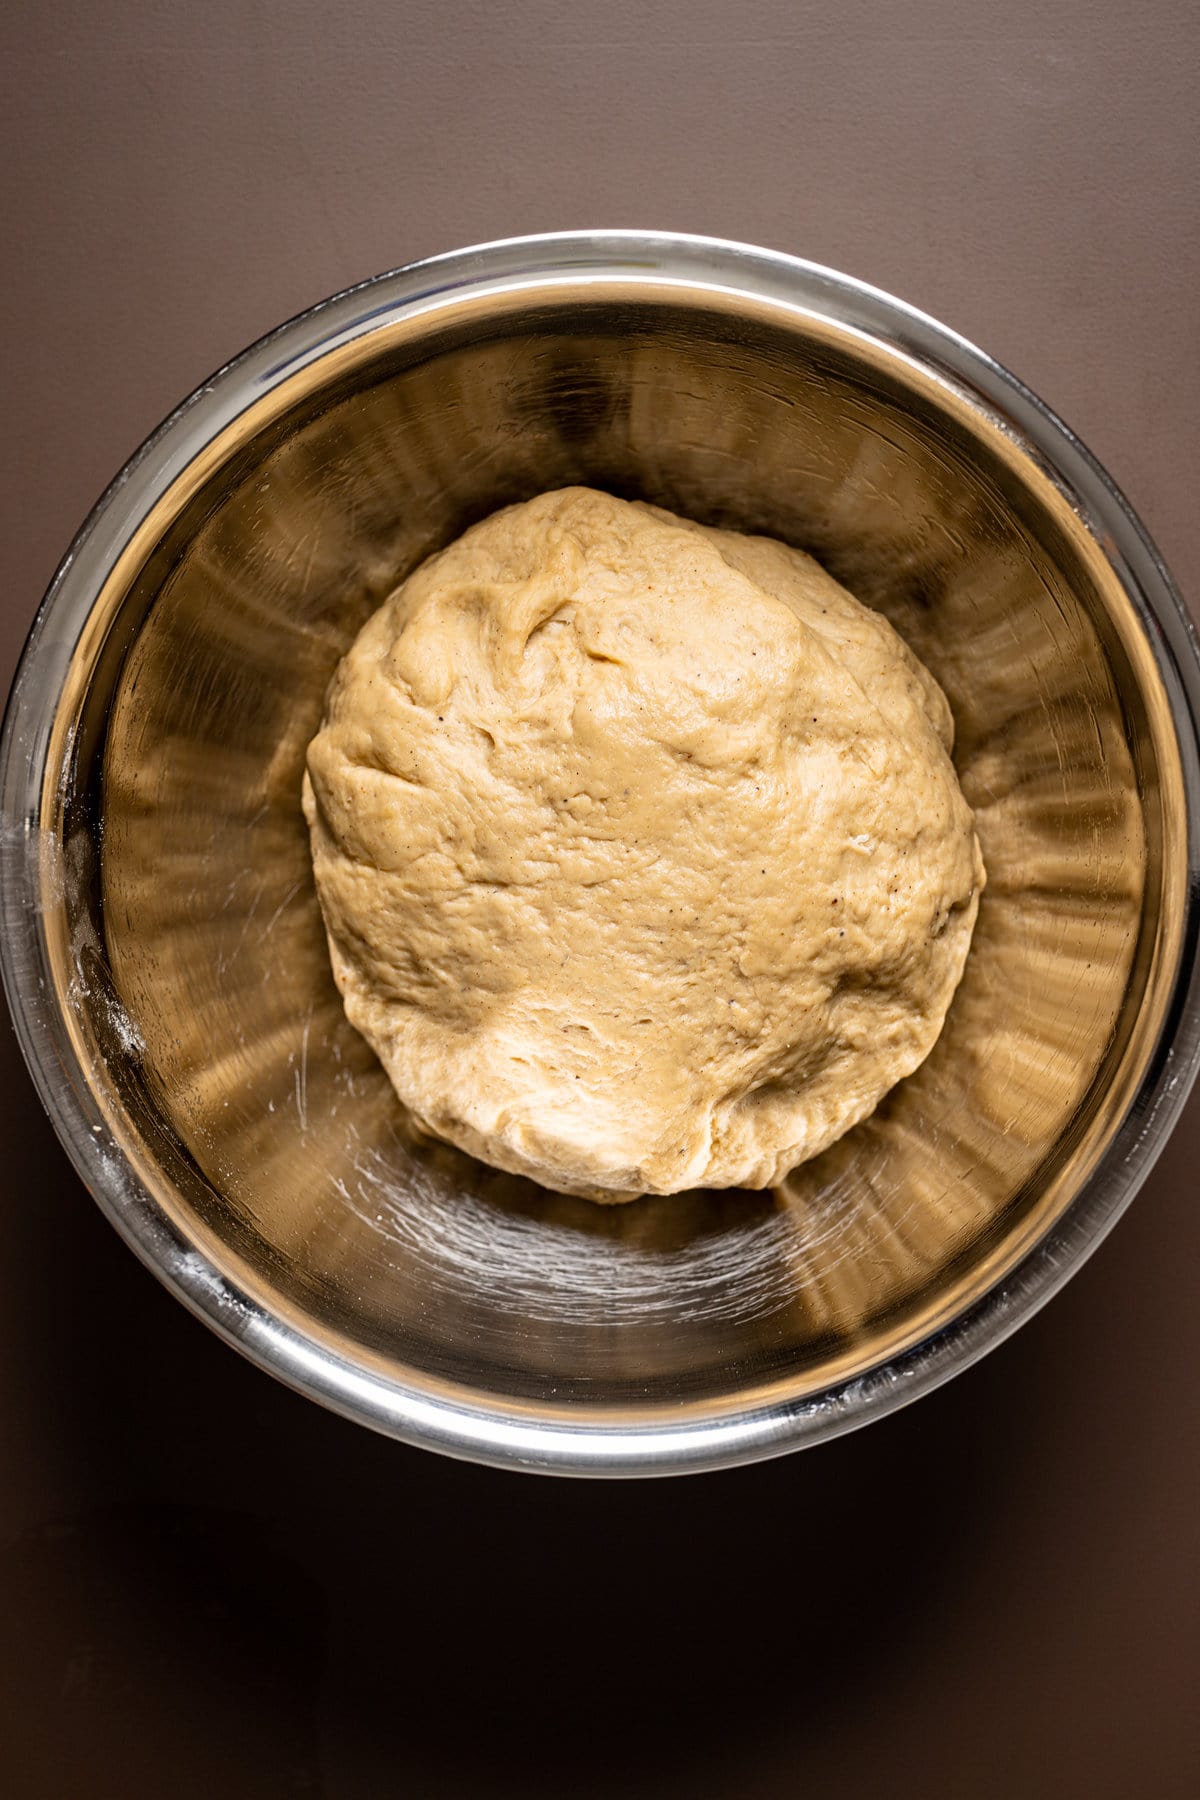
5,234,1199,1472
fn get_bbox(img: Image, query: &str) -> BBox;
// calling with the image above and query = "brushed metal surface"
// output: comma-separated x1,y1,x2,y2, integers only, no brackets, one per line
3,232,1199,1473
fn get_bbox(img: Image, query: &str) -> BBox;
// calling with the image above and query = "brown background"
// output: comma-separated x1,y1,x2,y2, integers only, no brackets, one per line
2,3,1199,1796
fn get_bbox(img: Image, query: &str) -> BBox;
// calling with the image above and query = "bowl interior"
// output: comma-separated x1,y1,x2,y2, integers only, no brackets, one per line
48,282,1173,1421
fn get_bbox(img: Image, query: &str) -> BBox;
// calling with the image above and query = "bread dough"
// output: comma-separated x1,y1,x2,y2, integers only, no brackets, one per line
303,488,984,1201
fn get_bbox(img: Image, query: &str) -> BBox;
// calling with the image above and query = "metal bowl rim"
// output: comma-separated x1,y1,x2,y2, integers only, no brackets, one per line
3,229,1199,1477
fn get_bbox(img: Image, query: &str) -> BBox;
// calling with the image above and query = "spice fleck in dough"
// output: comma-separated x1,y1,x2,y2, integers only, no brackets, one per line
303,488,985,1201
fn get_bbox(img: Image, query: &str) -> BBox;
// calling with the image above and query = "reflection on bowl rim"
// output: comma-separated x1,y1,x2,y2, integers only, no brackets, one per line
3,231,1200,1476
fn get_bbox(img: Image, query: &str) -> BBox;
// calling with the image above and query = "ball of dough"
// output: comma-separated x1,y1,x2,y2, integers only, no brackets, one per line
303,488,984,1201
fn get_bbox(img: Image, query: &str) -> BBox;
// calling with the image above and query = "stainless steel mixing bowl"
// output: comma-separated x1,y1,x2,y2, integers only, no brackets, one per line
3,232,1199,1475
